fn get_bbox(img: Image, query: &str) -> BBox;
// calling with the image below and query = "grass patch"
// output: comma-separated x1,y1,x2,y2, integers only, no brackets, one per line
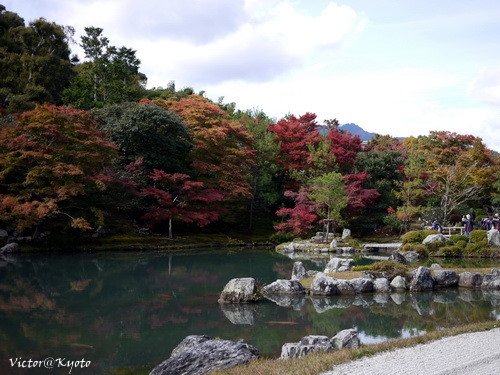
214,320,499,375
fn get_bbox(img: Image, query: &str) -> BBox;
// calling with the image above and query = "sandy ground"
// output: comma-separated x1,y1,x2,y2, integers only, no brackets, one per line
321,328,500,375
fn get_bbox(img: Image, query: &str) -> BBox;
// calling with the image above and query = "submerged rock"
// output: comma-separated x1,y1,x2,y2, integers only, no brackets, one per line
218,278,260,303
409,267,434,292
220,304,255,325
263,293,306,310
150,335,259,375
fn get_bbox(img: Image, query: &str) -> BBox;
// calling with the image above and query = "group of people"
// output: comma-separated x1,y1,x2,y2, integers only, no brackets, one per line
430,212,500,236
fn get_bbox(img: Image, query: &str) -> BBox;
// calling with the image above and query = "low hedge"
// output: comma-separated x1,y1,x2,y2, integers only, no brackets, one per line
401,230,438,244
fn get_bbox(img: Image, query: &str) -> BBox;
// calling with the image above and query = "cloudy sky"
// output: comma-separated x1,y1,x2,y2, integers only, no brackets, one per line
5,0,500,150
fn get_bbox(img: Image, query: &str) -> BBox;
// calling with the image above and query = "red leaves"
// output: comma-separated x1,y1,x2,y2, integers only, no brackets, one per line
327,128,362,172
274,188,318,236
343,172,380,213
268,113,321,171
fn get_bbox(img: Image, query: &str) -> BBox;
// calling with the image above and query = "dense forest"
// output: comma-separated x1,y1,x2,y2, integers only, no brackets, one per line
0,4,499,244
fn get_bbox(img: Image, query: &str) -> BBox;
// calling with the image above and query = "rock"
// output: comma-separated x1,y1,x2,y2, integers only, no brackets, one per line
261,279,305,295
332,328,360,349
0,242,18,253
373,278,391,293
481,272,500,290
218,278,260,303
291,262,306,281
329,238,338,249
390,275,407,291
283,242,295,253
458,272,483,288
0,229,8,239
373,293,390,304
337,279,355,295
492,269,500,276
341,229,351,240
487,229,500,247
92,225,109,238
409,267,434,292
220,304,255,325
349,278,374,293
310,273,339,295
432,270,459,288
338,247,355,255
389,251,407,264
281,335,333,359
390,292,406,305
430,263,442,269
324,257,354,273
403,251,419,264
306,270,318,278
422,234,447,244
150,335,259,375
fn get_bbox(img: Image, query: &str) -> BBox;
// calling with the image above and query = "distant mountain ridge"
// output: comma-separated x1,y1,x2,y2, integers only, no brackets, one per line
318,123,402,142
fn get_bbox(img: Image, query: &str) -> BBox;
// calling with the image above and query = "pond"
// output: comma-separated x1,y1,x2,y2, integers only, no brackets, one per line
0,249,498,374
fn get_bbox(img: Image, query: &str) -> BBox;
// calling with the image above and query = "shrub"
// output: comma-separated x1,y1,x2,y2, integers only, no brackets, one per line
354,260,409,279
343,238,362,248
469,230,487,244
425,241,446,255
437,245,463,258
448,235,469,245
402,230,437,244
269,233,294,244
464,240,491,257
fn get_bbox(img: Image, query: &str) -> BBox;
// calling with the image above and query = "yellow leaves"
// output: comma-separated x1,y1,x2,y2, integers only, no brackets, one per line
70,217,92,231
53,162,84,176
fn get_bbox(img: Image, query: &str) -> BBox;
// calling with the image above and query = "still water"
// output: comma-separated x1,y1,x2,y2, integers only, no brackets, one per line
0,249,498,374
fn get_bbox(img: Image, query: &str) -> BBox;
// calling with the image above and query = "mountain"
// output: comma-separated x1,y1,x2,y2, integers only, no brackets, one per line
317,123,376,141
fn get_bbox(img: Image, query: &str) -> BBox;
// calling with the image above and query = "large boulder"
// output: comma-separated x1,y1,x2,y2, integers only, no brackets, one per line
432,269,459,288
261,279,305,296
150,335,259,375
324,257,354,273
487,229,500,247
291,261,307,281
218,278,260,303
337,279,356,295
281,335,333,359
422,234,447,244
341,229,351,240
349,278,374,293
310,273,339,295
331,328,360,349
0,242,18,253
390,275,407,291
409,267,434,292
481,270,500,290
458,272,483,288
373,278,391,293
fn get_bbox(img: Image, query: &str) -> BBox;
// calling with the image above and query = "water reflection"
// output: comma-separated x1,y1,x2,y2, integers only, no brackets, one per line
0,250,498,374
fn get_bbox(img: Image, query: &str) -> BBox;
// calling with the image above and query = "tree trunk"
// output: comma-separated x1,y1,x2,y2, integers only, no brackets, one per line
168,218,173,239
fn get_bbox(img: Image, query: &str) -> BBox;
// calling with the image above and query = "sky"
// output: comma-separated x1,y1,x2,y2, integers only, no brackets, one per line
5,0,500,150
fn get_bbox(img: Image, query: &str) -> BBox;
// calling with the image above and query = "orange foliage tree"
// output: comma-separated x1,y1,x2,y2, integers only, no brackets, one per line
0,104,116,233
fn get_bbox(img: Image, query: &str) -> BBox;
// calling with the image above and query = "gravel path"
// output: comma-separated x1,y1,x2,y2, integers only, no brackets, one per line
321,328,500,375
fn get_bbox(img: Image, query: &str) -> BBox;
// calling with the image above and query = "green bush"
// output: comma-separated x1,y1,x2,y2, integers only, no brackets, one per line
425,241,446,255
269,233,294,244
448,235,469,245
469,230,487,243
401,230,438,244
437,245,463,258
353,260,408,278
464,240,491,257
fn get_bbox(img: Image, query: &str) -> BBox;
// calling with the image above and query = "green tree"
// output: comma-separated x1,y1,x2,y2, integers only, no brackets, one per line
64,27,146,108
308,171,347,240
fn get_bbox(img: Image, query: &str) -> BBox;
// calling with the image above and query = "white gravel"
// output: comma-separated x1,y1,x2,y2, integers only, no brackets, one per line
321,328,500,375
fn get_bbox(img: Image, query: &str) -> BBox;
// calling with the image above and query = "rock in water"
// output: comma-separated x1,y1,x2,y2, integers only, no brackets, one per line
487,229,500,247
150,335,259,375
332,328,360,349
349,278,374,293
432,270,459,288
291,261,306,281
373,278,390,293
0,242,18,253
481,270,500,290
409,267,434,292
310,273,339,295
389,251,407,264
261,279,305,295
458,272,483,288
218,278,260,303
390,275,407,291
324,257,354,273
